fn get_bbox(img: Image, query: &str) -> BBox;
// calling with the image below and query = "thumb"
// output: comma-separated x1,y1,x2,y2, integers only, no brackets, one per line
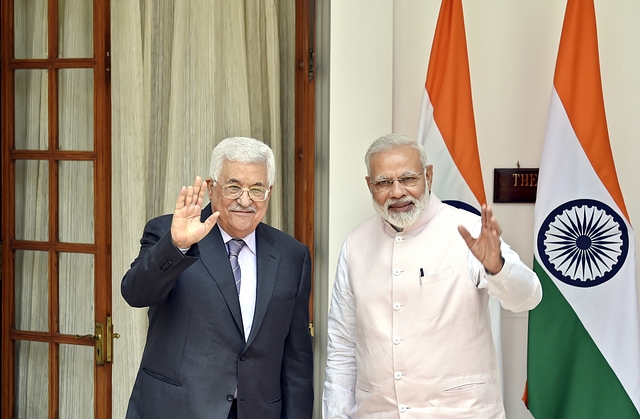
202,211,220,234
458,225,473,247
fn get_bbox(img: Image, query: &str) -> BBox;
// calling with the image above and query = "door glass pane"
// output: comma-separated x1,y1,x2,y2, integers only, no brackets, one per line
15,340,49,418
14,0,48,59
59,253,95,334
60,344,94,419
15,69,49,150
15,250,49,332
58,0,93,58
59,161,94,243
15,160,50,241
58,69,94,151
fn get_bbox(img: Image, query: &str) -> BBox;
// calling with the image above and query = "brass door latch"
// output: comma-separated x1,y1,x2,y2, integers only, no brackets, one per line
74,316,120,365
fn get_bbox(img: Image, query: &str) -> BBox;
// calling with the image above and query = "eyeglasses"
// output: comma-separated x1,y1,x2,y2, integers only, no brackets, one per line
217,183,270,201
369,176,421,193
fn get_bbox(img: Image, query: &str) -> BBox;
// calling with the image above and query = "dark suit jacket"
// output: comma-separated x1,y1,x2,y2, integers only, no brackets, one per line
122,204,314,418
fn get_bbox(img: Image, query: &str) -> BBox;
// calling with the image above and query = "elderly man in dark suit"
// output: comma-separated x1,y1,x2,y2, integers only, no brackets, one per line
122,137,314,419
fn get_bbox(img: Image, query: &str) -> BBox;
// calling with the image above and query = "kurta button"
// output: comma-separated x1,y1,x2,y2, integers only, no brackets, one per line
393,337,401,345
227,394,234,402
395,236,403,243
393,303,401,311
399,405,408,413
394,269,401,276
394,372,403,380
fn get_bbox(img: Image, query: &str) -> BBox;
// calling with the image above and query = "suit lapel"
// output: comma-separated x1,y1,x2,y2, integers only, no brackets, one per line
198,206,244,335
246,223,280,347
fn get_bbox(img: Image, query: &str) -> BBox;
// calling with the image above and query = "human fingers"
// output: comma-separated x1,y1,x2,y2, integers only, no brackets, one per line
482,204,501,236
192,175,204,193
195,176,207,203
175,185,188,211
184,184,196,207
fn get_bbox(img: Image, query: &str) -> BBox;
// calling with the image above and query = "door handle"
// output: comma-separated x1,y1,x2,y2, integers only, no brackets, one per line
74,323,105,365
72,316,120,366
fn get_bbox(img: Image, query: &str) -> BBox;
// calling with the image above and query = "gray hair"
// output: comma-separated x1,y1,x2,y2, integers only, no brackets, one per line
209,137,276,186
364,134,428,176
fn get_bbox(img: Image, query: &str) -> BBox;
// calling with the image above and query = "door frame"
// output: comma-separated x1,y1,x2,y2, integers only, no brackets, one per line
0,0,112,417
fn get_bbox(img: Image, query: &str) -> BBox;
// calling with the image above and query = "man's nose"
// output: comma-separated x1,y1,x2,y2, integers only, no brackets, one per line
237,190,253,206
389,180,406,198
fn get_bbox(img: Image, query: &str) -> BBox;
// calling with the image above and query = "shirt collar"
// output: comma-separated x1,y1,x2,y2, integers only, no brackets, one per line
218,227,257,255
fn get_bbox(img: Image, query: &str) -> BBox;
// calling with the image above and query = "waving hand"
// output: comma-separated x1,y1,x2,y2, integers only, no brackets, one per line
458,204,505,274
171,176,219,249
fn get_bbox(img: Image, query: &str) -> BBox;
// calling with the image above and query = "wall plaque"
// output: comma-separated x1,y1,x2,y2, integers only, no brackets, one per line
493,168,539,203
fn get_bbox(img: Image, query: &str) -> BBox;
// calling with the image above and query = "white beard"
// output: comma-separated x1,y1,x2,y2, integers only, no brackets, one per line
372,190,430,230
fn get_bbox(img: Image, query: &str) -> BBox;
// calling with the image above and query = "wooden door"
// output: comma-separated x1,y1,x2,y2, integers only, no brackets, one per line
1,0,112,417
296,0,316,337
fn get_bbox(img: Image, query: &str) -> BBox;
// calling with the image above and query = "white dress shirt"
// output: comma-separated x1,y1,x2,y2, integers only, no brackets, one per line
219,228,257,341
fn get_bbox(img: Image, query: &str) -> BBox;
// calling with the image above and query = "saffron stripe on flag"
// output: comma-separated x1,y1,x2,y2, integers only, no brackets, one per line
422,0,486,207
553,0,628,220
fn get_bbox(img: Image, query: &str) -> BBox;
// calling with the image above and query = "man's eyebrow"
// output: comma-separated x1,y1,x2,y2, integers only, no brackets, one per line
225,177,266,187
372,171,420,181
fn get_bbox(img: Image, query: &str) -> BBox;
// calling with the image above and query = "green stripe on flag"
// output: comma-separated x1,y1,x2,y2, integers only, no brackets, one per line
528,259,639,418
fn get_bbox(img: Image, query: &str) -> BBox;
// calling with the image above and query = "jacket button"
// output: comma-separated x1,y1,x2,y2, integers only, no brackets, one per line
160,260,172,272
227,394,234,402
239,354,247,361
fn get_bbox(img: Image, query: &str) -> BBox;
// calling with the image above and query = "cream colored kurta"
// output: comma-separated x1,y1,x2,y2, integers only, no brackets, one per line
323,195,542,419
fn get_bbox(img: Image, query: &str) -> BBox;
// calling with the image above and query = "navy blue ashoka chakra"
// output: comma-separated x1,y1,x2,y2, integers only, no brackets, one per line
537,199,628,287
442,199,481,216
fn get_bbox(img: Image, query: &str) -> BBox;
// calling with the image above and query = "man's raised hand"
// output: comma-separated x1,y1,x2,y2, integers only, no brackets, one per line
458,204,505,275
171,176,219,249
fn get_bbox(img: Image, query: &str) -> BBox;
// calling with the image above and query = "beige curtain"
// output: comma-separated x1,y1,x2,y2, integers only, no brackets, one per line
111,1,295,417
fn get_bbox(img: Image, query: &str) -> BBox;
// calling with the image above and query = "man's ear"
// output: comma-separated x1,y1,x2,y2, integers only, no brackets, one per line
205,177,215,200
365,176,374,194
425,165,434,191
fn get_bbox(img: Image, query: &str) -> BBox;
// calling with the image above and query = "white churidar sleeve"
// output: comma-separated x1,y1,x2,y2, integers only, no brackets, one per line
467,220,543,313
323,241,357,419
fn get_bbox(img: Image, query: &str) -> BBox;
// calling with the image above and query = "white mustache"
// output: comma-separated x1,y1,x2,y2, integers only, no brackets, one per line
229,204,257,213
385,196,417,209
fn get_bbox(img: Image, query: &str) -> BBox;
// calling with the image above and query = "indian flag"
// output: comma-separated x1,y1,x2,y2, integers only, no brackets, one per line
417,0,486,213
526,0,640,417
417,0,505,372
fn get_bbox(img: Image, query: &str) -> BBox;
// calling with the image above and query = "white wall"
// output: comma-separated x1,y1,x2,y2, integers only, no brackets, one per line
322,1,640,418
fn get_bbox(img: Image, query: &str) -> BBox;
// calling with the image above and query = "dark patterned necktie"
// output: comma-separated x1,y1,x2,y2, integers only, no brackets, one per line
228,239,246,294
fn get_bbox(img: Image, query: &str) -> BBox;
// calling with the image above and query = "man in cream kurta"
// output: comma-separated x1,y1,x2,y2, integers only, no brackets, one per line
323,134,542,419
